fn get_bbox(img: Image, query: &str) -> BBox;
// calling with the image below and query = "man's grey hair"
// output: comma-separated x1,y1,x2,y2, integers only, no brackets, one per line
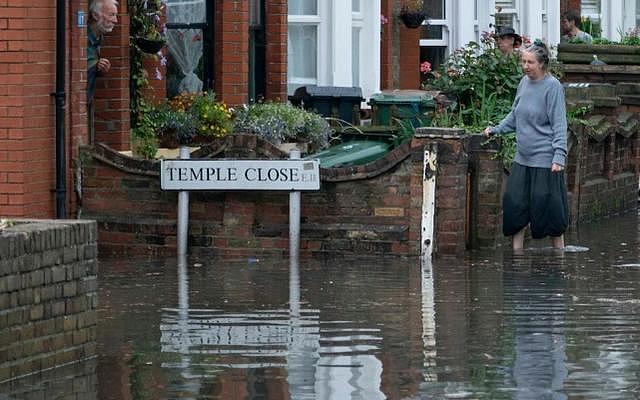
89,0,118,17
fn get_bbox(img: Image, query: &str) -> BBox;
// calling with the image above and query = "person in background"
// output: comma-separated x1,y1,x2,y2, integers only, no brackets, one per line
87,0,118,140
484,40,569,251
496,26,522,55
561,10,593,44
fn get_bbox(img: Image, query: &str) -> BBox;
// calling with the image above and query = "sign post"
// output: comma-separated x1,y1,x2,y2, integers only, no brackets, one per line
160,157,320,257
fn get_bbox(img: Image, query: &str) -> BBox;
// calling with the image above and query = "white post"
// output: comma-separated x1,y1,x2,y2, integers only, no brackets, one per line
177,146,190,256
421,143,438,258
289,149,301,265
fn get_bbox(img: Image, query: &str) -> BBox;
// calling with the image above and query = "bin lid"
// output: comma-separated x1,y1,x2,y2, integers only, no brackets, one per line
306,140,392,168
369,89,436,104
304,85,363,100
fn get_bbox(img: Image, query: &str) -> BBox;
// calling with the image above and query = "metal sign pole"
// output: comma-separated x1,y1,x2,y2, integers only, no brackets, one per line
289,149,301,265
421,143,438,258
177,146,190,256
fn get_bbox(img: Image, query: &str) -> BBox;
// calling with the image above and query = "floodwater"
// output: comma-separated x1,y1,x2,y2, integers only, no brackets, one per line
6,211,640,399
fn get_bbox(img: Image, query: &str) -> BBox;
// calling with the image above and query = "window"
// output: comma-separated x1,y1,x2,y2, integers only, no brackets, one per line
636,0,640,27
495,0,517,28
287,0,320,93
419,0,448,70
581,0,601,38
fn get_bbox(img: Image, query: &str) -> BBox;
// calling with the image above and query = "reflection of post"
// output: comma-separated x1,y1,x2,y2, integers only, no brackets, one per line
421,256,437,382
286,254,318,399
289,149,301,265
422,143,438,258
177,146,190,256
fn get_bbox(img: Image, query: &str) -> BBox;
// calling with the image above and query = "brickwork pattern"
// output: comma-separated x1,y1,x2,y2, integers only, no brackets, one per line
0,219,98,383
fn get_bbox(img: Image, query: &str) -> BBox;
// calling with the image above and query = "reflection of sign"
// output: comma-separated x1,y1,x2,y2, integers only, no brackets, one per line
160,159,320,191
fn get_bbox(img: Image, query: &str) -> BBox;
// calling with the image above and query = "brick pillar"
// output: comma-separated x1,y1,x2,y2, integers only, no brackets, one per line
562,0,581,15
380,0,395,90
69,0,90,217
94,2,130,150
141,50,168,104
214,0,249,106
413,128,470,255
265,0,287,102
399,26,421,89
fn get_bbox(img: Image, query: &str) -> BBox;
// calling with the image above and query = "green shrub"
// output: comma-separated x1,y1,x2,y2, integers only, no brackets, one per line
233,102,331,154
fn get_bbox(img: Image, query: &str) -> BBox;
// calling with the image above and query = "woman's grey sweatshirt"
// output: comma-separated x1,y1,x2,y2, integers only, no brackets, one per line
491,74,568,167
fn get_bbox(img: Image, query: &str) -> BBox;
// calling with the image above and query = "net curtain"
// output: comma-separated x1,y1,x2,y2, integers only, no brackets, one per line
166,0,205,93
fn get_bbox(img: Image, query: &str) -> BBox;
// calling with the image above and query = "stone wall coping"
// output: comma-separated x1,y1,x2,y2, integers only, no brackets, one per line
415,127,467,139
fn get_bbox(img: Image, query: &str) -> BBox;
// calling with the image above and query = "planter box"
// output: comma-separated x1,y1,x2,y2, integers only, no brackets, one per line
557,43,640,65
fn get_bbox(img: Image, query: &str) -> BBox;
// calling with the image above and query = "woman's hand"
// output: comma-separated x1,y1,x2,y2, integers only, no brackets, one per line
551,163,564,172
483,127,493,137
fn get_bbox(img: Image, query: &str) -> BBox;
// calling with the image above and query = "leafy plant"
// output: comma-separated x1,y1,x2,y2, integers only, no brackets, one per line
619,27,640,46
131,99,169,159
190,92,233,138
233,102,331,154
423,32,521,130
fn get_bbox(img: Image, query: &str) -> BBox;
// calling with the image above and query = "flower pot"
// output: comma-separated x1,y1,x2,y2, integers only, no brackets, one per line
133,36,166,54
399,11,426,29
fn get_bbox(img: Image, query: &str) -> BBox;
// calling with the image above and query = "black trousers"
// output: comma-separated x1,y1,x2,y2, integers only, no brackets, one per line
503,162,569,239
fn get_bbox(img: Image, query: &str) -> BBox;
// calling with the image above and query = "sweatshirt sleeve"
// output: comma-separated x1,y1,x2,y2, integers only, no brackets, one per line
547,81,568,166
491,78,523,135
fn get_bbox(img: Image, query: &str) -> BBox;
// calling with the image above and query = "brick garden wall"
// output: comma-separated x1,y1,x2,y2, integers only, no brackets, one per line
0,219,98,383
78,133,473,257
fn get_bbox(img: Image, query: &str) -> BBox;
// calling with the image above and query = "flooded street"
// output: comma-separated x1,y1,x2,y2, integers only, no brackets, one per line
91,211,640,399
7,211,640,399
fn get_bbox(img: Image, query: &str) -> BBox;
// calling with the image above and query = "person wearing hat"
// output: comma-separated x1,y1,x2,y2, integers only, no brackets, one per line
496,26,522,55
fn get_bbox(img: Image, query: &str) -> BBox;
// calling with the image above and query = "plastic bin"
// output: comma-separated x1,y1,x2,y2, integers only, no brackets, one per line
306,140,392,168
289,86,364,125
368,90,436,127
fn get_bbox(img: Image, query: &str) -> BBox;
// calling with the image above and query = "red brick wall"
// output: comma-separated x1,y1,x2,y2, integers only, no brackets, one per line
1,1,56,217
380,0,422,90
214,0,249,106
93,1,130,150
265,0,287,101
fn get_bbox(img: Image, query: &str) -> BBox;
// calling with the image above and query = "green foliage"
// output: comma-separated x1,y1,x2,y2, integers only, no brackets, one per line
128,0,165,139
190,92,233,138
579,17,601,39
131,100,167,159
620,27,640,46
423,34,521,130
233,102,331,154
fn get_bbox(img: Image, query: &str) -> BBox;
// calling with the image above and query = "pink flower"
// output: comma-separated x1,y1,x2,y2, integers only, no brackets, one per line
380,14,389,24
420,61,432,74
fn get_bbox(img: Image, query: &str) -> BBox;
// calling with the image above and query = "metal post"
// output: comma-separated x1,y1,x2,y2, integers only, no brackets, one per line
177,146,190,256
421,143,438,258
289,149,301,264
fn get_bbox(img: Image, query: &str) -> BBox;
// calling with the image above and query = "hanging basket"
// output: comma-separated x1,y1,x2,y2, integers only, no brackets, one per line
133,36,166,54
399,11,426,29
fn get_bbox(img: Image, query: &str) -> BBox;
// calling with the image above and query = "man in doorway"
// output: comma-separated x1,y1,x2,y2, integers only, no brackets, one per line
561,10,593,44
496,26,522,55
87,0,118,141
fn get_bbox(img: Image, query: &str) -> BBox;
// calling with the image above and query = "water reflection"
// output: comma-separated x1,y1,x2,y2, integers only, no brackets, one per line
91,210,640,399
158,255,386,399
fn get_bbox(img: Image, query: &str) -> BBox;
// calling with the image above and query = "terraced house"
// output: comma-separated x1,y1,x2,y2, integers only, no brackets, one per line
0,0,637,219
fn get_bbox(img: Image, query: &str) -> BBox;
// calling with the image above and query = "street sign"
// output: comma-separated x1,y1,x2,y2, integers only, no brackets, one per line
160,159,320,191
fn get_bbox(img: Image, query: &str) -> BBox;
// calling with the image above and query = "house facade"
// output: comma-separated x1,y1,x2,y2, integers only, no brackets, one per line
0,0,636,220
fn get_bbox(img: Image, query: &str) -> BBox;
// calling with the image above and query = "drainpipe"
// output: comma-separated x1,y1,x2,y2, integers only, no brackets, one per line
54,0,67,218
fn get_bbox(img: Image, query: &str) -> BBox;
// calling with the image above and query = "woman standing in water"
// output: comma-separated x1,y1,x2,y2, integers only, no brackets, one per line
484,40,568,251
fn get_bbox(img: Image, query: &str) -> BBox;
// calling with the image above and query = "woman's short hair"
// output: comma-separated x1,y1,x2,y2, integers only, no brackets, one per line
522,39,550,69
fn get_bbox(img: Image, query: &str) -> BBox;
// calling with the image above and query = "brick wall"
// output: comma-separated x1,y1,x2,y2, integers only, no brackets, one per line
78,131,484,257
93,1,130,150
214,0,249,106
265,0,288,101
0,219,98,383
380,0,421,90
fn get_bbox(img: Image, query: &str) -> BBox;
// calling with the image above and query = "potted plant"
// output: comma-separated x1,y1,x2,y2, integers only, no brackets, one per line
399,0,426,29
233,102,331,154
129,0,166,54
